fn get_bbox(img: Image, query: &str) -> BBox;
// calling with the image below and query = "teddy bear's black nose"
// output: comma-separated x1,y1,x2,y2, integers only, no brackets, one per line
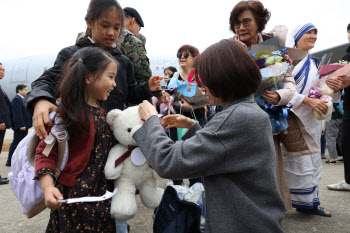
127,128,132,133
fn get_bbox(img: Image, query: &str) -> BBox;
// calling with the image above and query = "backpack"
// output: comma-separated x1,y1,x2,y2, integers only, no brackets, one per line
153,185,203,233
8,112,69,218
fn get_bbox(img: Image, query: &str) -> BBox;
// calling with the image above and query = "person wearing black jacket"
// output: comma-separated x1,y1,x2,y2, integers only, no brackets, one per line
328,23,350,191
0,63,12,153
0,63,12,184
26,37,160,139
6,84,32,167
27,37,153,113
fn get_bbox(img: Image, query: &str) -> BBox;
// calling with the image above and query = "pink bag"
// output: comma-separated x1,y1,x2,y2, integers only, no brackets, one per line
8,113,69,218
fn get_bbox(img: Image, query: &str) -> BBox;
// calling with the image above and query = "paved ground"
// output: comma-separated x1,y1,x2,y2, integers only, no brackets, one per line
0,129,349,232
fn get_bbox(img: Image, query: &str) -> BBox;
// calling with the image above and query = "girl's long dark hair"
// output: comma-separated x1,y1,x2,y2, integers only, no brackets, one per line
84,0,124,38
57,47,117,137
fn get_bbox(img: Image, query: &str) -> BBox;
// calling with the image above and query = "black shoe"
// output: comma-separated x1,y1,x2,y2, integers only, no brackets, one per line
0,178,9,185
5,163,11,167
326,160,336,164
0,176,8,182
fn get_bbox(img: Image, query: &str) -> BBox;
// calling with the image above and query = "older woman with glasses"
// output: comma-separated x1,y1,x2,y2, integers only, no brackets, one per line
135,39,286,232
229,0,295,210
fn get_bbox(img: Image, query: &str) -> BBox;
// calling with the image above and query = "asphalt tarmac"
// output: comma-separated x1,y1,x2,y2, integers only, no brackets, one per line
0,130,349,233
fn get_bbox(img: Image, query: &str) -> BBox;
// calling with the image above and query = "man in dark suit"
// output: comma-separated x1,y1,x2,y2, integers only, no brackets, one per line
6,84,32,167
0,63,12,184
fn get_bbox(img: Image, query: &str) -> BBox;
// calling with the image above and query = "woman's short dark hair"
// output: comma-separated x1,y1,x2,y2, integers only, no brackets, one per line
84,0,124,38
177,45,200,57
229,0,271,34
164,66,177,74
195,39,261,102
347,23,350,32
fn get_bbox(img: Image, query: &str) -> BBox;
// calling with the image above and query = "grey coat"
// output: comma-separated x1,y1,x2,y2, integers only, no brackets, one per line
134,95,286,233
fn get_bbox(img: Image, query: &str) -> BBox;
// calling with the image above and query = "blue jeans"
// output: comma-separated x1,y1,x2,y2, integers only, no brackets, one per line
115,220,128,233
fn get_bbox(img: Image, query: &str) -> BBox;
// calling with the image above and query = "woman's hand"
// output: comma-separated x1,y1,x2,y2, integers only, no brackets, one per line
161,114,196,129
303,97,328,116
326,77,343,92
33,99,58,139
261,91,280,105
148,76,163,92
138,100,158,121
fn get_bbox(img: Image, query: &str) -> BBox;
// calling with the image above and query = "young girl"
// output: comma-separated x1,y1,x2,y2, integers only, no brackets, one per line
35,47,117,232
26,0,161,140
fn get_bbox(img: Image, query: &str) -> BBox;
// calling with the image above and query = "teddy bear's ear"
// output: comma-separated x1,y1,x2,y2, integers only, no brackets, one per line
106,109,122,126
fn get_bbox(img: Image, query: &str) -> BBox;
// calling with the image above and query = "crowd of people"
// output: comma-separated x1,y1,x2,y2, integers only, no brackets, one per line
1,0,350,232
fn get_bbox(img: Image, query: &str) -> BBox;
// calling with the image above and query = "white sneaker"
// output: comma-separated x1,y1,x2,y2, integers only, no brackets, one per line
327,181,350,191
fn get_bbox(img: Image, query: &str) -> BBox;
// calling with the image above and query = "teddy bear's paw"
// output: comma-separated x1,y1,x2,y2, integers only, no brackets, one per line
140,187,164,209
111,195,138,221
112,210,136,221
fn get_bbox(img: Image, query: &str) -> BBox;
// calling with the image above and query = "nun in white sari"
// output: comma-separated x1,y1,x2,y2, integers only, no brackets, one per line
282,23,338,217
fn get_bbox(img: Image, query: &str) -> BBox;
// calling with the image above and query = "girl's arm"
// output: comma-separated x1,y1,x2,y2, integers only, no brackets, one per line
39,174,63,210
35,136,63,209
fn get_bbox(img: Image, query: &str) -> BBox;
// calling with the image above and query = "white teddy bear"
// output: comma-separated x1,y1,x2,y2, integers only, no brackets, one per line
105,106,164,221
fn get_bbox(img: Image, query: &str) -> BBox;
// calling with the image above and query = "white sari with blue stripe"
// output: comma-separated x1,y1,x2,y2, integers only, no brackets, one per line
282,53,323,210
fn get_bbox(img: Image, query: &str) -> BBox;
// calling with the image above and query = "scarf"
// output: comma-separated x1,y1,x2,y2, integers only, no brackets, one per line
233,33,263,48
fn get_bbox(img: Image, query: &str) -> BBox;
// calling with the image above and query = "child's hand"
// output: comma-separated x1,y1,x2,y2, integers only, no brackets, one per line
43,186,63,210
148,76,163,92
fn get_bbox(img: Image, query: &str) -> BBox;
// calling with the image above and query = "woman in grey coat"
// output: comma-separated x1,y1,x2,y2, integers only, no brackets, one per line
134,39,286,233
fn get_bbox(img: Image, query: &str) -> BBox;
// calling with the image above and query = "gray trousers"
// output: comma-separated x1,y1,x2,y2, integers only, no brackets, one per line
326,118,342,159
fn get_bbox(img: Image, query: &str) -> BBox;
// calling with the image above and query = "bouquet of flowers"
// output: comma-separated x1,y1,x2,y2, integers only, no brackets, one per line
249,45,307,133
249,48,292,93
309,60,350,120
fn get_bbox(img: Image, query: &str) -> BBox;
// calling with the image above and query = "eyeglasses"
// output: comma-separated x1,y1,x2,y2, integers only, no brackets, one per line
234,18,253,29
177,51,190,59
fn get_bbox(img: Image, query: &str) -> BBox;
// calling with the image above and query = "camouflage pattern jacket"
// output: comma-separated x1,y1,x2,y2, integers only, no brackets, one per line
117,28,162,97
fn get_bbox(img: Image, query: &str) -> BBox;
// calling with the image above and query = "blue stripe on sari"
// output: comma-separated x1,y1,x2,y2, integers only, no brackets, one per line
294,55,319,94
